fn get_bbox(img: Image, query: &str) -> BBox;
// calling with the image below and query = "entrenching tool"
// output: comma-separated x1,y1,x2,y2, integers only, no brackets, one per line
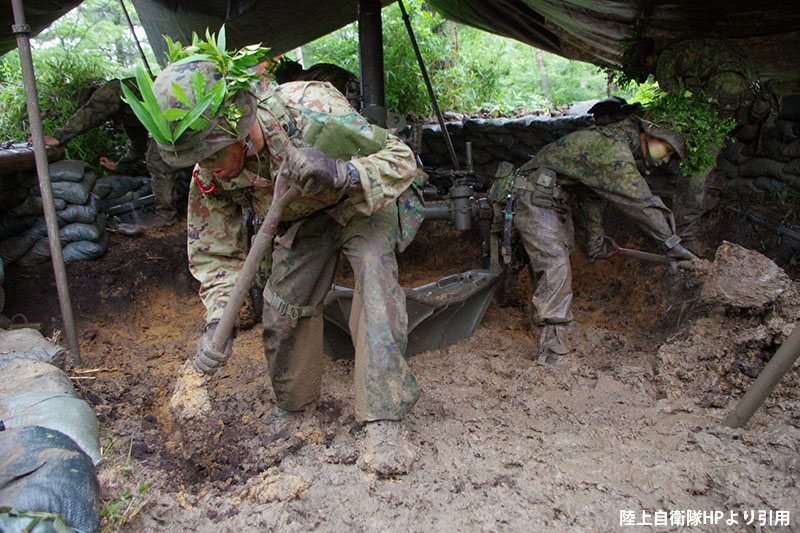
206,181,299,361
169,171,299,422
604,236,678,269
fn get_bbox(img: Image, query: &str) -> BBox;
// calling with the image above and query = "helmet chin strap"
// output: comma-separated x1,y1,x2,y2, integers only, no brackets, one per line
243,134,262,178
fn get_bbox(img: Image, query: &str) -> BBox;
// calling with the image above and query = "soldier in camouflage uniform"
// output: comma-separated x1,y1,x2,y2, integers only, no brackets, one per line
46,78,189,224
496,117,697,363
149,60,423,476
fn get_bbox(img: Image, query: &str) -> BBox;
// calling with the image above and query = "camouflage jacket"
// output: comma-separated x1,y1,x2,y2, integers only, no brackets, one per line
55,78,149,175
188,81,418,323
490,118,645,196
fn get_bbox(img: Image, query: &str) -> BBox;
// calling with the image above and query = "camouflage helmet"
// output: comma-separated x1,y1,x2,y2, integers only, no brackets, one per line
643,123,686,160
152,61,258,167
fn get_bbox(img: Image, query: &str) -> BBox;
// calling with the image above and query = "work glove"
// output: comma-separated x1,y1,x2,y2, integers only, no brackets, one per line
281,146,357,195
192,321,233,375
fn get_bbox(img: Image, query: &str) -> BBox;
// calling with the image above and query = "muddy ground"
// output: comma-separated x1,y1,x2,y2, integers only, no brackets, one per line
4,198,800,532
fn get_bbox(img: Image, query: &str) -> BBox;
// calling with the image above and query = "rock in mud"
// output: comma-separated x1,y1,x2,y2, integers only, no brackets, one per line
700,241,791,308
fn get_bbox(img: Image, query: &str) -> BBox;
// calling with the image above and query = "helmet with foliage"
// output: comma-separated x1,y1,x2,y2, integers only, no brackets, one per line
121,26,272,168
151,61,257,167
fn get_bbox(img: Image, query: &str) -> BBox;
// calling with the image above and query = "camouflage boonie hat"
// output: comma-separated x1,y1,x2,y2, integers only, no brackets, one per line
644,123,686,160
152,61,258,167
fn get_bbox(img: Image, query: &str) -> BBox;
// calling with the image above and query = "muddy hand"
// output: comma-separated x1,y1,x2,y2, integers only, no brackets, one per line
280,145,349,195
192,321,233,375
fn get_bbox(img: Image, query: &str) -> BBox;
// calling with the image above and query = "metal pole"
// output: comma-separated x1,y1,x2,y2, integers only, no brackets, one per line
11,0,81,364
358,0,386,127
397,0,460,171
725,323,800,428
118,0,153,78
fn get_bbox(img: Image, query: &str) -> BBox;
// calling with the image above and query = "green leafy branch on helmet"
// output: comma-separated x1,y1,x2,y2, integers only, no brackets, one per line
121,25,274,147
641,88,736,177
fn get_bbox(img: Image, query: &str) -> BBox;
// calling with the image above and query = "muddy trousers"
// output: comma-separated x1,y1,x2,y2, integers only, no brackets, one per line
146,140,188,219
513,190,573,356
261,202,418,423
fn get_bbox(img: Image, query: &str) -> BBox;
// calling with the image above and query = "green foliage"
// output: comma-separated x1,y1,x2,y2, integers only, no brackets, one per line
302,1,608,115
124,26,272,146
0,507,71,533
0,47,128,169
641,89,736,177
0,0,156,170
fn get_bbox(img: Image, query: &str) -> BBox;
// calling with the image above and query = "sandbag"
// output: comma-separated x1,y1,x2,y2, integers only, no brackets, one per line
30,172,97,206
9,196,67,217
93,174,149,200
59,216,106,244
18,218,107,266
0,391,102,465
48,160,87,183
0,328,65,367
0,213,35,240
62,233,108,263
0,426,100,533
0,218,51,265
57,194,100,225
0,359,75,397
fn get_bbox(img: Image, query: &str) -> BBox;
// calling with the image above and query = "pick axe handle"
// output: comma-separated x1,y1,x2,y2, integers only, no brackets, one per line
211,185,300,351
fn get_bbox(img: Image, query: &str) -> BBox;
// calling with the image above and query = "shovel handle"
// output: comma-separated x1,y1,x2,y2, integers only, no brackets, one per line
211,184,300,352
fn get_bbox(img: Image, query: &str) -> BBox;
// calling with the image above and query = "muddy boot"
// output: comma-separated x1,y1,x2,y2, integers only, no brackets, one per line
359,420,415,477
537,324,571,364
263,406,309,440
237,286,263,330
141,208,177,230
586,233,612,261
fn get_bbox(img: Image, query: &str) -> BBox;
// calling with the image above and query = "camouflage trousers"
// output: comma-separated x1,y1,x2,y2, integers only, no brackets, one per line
146,140,189,218
261,201,418,422
513,188,574,326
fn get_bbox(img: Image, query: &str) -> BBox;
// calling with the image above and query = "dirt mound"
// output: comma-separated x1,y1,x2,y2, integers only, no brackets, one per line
3,222,799,531
656,242,800,408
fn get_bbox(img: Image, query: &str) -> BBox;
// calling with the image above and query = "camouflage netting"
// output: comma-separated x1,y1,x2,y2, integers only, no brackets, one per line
655,242,800,409
0,159,152,268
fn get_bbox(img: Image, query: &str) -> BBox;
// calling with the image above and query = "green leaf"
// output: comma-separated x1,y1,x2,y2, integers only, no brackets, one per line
190,70,207,102
188,117,210,131
171,54,214,67
171,81,192,106
121,81,171,145
217,25,226,56
134,66,172,143
161,107,188,121
173,88,217,140
53,517,72,533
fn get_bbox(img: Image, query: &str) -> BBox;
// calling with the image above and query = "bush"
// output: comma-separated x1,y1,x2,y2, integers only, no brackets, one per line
0,47,130,171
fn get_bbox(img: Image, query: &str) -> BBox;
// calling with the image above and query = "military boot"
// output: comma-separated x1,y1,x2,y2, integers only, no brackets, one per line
537,323,571,363
359,420,416,477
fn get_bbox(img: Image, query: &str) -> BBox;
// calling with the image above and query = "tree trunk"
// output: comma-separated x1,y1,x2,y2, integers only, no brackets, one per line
536,50,552,104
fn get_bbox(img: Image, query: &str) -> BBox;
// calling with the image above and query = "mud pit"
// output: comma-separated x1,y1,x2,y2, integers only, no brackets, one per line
4,211,800,532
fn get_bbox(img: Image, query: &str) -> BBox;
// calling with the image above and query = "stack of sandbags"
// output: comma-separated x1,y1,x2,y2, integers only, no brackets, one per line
0,328,101,533
0,160,107,267
720,115,800,193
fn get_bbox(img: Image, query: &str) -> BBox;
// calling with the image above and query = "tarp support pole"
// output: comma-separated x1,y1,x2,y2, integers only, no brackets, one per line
398,0,460,170
10,0,81,364
725,323,800,428
358,0,386,127
118,0,153,78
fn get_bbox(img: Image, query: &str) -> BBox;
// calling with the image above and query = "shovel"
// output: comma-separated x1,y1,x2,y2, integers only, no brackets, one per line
170,173,299,421
604,236,678,270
